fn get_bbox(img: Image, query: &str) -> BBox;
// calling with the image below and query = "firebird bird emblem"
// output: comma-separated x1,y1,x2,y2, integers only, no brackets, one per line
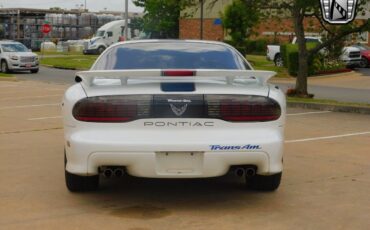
170,104,188,116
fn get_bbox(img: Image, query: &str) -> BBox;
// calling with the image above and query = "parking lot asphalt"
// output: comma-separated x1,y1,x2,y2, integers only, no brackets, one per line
1,80,370,230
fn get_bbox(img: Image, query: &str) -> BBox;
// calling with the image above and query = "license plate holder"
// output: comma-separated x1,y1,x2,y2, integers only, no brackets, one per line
155,151,204,175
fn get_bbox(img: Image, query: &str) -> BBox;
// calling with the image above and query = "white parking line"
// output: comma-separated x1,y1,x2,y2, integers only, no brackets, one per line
0,103,60,110
287,111,332,116
286,131,370,143
0,94,62,101
28,116,62,121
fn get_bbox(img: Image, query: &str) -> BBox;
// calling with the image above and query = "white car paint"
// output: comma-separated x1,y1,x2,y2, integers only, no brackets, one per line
63,40,286,191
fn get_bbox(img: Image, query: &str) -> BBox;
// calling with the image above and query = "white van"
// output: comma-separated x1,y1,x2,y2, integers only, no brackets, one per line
83,20,131,55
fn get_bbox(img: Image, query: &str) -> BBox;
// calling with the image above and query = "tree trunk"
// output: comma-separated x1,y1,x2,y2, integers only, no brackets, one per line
292,7,309,96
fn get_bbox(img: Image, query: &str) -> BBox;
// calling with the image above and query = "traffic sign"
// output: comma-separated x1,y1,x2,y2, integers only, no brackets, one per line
42,24,51,34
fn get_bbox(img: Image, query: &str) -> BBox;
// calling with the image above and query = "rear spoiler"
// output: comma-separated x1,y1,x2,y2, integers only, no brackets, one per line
75,69,276,87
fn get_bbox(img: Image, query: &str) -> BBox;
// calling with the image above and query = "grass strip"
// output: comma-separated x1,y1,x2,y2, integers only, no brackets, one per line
246,55,291,78
0,73,14,78
40,55,98,70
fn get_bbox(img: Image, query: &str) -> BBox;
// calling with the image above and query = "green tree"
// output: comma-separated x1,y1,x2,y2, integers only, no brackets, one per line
133,0,194,38
276,0,369,96
221,0,261,46
214,0,369,96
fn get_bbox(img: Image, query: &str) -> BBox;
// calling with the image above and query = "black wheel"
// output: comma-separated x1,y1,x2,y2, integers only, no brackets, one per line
359,58,368,68
246,172,282,191
97,46,105,54
1,60,11,73
274,54,283,67
31,69,39,74
65,151,99,192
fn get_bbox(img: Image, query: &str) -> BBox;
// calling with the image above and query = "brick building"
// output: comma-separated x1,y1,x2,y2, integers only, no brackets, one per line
180,0,370,45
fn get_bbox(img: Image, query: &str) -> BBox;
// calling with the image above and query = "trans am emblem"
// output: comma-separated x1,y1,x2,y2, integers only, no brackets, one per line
320,0,358,24
168,99,191,116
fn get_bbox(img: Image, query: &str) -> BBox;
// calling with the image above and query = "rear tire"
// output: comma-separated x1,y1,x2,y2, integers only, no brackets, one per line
97,46,105,54
246,172,282,191
274,54,283,67
65,151,99,192
359,58,368,68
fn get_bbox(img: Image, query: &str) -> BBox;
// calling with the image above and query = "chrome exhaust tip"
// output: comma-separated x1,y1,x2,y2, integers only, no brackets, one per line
235,168,246,177
245,168,256,177
114,168,124,177
103,168,113,178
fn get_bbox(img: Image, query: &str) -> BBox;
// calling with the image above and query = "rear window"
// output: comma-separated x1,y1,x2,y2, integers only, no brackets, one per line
93,42,250,70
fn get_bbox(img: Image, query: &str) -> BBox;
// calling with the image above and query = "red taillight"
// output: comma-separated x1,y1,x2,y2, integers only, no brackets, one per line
162,70,195,76
73,94,281,123
207,95,281,122
73,95,150,122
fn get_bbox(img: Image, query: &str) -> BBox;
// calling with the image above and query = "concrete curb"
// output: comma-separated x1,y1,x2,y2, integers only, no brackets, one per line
288,102,370,115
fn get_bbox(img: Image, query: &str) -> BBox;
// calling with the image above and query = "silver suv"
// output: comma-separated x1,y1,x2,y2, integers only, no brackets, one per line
0,41,39,73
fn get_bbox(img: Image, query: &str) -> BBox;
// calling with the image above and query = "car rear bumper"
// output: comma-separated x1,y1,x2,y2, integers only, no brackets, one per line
65,129,284,178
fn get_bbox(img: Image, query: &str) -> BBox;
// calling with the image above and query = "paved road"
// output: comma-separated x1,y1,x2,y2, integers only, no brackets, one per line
13,67,370,104
274,68,370,104
275,83,370,104
1,80,370,229
357,67,370,76
14,66,77,85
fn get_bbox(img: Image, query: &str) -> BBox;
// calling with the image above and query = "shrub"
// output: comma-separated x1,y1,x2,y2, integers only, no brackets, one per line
245,39,269,55
224,39,270,55
285,43,323,76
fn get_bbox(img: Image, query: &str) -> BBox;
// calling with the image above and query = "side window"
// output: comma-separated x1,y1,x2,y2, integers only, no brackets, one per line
107,31,113,37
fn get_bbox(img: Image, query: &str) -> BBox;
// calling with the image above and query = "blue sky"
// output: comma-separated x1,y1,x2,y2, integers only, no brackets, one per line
0,0,143,12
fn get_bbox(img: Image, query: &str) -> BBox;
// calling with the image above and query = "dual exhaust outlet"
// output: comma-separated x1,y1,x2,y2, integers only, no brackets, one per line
102,166,255,178
235,167,256,178
102,167,125,178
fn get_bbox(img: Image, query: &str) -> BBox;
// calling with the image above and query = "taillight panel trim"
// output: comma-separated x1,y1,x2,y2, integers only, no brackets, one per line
72,94,282,123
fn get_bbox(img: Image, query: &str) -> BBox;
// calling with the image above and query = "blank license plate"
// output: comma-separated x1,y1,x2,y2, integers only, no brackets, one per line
155,151,204,175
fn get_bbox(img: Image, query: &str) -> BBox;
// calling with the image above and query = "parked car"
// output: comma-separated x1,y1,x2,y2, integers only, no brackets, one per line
266,37,362,68
339,46,362,68
351,44,370,68
63,40,286,192
0,41,39,73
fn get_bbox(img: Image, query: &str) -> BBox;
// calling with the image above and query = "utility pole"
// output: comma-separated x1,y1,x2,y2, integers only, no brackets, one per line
84,0,87,12
124,0,129,40
17,10,20,40
200,0,204,40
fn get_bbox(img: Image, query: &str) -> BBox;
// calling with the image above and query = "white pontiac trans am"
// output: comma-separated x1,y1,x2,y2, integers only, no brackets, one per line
62,40,286,192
